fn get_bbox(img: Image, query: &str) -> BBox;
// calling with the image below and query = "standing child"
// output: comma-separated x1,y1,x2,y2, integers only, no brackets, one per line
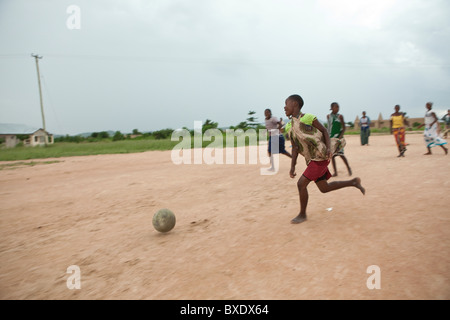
285,95,365,224
265,109,292,171
360,111,371,146
327,102,352,176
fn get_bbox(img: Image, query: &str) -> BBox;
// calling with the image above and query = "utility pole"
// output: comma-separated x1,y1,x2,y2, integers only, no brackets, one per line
31,53,47,145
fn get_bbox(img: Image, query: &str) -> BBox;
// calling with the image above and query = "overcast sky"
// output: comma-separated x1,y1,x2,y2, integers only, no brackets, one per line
1,0,449,135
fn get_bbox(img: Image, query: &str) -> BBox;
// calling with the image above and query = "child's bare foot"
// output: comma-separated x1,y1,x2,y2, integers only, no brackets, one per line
291,213,307,224
424,152,432,155
353,177,365,195
332,173,338,177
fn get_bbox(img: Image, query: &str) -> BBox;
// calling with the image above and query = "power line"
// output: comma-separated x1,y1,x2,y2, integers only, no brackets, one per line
0,54,30,58
31,53,450,68
1,52,448,69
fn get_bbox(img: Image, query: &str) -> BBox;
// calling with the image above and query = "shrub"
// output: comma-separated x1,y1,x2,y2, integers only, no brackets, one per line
112,131,125,141
152,129,173,140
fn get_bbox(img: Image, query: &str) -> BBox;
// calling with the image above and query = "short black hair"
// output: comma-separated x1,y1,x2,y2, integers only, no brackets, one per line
265,108,271,113
287,94,304,108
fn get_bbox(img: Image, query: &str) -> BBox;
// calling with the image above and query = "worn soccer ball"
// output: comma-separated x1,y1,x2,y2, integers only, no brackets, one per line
152,208,176,233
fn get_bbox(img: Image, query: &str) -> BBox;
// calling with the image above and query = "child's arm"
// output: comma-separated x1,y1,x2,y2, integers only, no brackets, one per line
277,118,283,131
290,143,299,178
338,114,346,139
312,119,331,159
404,117,410,128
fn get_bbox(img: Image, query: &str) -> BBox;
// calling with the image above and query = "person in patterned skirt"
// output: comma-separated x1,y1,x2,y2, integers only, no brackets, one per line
418,102,448,155
284,94,365,224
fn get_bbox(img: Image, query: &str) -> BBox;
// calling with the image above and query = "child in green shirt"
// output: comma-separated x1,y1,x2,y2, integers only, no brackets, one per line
284,94,365,224
327,102,352,176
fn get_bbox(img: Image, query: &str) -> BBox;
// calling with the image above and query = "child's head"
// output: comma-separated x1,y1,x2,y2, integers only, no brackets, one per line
330,102,339,114
426,102,433,110
284,95,304,117
264,109,272,119
395,105,400,112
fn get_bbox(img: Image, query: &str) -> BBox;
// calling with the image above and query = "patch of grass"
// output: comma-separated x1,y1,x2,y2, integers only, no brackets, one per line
0,139,182,161
0,131,267,161
1,128,427,162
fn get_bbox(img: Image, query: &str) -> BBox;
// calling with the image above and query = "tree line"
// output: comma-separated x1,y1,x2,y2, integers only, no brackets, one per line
55,111,266,143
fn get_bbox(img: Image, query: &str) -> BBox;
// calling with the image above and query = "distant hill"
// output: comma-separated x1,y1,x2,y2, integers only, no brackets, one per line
76,130,116,138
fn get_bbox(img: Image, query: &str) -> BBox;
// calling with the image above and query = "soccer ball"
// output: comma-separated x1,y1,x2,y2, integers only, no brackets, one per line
152,208,176,233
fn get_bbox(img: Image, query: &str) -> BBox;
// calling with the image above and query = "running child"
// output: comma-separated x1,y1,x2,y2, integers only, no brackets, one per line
327,102,352,176
265,108,292,171
284,94,365,224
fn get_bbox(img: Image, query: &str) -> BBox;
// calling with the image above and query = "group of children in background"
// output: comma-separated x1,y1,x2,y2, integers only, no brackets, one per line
264,95,447,225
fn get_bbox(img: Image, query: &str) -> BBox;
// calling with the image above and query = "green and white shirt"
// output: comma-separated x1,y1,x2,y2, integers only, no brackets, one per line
288,113,346,165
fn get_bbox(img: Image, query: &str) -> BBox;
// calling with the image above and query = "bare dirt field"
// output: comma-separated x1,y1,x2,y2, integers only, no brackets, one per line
0,133,449,300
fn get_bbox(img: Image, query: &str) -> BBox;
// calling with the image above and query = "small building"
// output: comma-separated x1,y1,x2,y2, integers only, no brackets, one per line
0,124,54,148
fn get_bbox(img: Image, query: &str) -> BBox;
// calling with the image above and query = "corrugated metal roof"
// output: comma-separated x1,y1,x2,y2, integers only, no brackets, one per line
0,123,41,135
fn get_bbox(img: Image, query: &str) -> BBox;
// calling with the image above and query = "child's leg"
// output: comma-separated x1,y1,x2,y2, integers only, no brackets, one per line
267,139,274,169
331,156,338,176
316,177,365,195
268,153,275,171
291,175,312,224
340,155,352,175
279,135,292,158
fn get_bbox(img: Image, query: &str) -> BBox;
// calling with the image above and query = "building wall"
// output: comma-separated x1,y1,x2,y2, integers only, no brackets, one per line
1,129,54,148
0,134,20,148
23,129,54,147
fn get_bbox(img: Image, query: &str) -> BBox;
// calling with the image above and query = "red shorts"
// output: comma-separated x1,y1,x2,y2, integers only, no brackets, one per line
303,160,331,182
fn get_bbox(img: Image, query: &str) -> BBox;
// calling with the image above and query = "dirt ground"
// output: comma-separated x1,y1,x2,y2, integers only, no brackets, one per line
0,133,449,300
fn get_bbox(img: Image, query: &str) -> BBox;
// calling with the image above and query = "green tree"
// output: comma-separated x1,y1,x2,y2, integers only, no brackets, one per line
99,131,110,139
16,134,30,141
234,121,249,130
202,119,219,134
152,129,173,140
246,110,260,129
112,131,125,141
